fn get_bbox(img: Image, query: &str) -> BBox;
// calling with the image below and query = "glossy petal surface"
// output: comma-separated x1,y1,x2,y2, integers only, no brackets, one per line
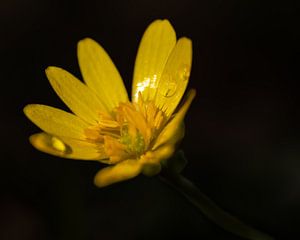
30,133,107,160
155,37,192,117
94,159,142,187
78,38,128,111
46,66,106,124
24,104,89,140
132,19,176,102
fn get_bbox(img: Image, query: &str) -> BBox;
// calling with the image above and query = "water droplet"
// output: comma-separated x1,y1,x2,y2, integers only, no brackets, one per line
178,64,190,82
158,74,177,98
51,137,71,154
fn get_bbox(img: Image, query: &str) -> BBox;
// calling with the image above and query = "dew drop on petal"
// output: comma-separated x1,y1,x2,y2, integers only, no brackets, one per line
158,64,190,98
178,64,190,82
51,136,71,154
158,74,177,98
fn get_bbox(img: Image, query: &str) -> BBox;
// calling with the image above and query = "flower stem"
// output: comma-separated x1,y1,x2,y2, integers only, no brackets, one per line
159,171,274,240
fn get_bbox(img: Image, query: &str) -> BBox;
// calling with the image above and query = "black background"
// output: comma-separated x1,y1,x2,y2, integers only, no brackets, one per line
0,0,299,239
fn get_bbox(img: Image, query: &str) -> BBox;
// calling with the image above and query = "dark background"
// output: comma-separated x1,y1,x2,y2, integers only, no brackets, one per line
0,0,299,239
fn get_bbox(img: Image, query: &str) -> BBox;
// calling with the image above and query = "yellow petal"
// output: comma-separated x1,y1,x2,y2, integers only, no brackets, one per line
24,104,89,140
94,159,142,187
155,37,192,117
29,132,108,161
153,89,196,150
140,145,175,176
46,66,107,125
77,38,128,111
132,19,176,102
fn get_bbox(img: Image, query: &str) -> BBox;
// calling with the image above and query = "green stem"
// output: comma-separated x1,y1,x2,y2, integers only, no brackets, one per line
159,172,274,240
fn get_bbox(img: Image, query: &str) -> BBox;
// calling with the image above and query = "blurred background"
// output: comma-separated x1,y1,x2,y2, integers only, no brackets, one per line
0,0,299,239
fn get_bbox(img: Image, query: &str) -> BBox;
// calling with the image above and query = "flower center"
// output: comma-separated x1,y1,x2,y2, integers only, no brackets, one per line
119,127,145,156
84,99,166,164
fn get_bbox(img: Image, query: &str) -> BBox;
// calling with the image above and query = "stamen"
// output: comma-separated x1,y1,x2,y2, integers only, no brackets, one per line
84,100,167,163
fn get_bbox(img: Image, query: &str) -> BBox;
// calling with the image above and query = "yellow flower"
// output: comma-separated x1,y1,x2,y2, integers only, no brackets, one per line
24,19,196,187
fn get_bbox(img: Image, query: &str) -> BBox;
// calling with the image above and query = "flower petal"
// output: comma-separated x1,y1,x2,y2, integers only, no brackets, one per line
132,19,176,102
155,37,192,117
77,38,129,111
153,89,196,150
46,66,107,125
24,104,89,140
94,159,142,187
29,132,108,161
140,145,175,176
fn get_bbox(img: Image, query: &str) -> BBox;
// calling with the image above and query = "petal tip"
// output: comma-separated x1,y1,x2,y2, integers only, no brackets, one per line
161,19,172,26
28,133,45,151
45,66,55,73
23,104,32,116
153,18,171,25
45,66,63,78
93,176,106,188
23,104,39,120
78,37,95,47
93,169,111,188
179,37,192,46
77,38,101,51
147,19,175,33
